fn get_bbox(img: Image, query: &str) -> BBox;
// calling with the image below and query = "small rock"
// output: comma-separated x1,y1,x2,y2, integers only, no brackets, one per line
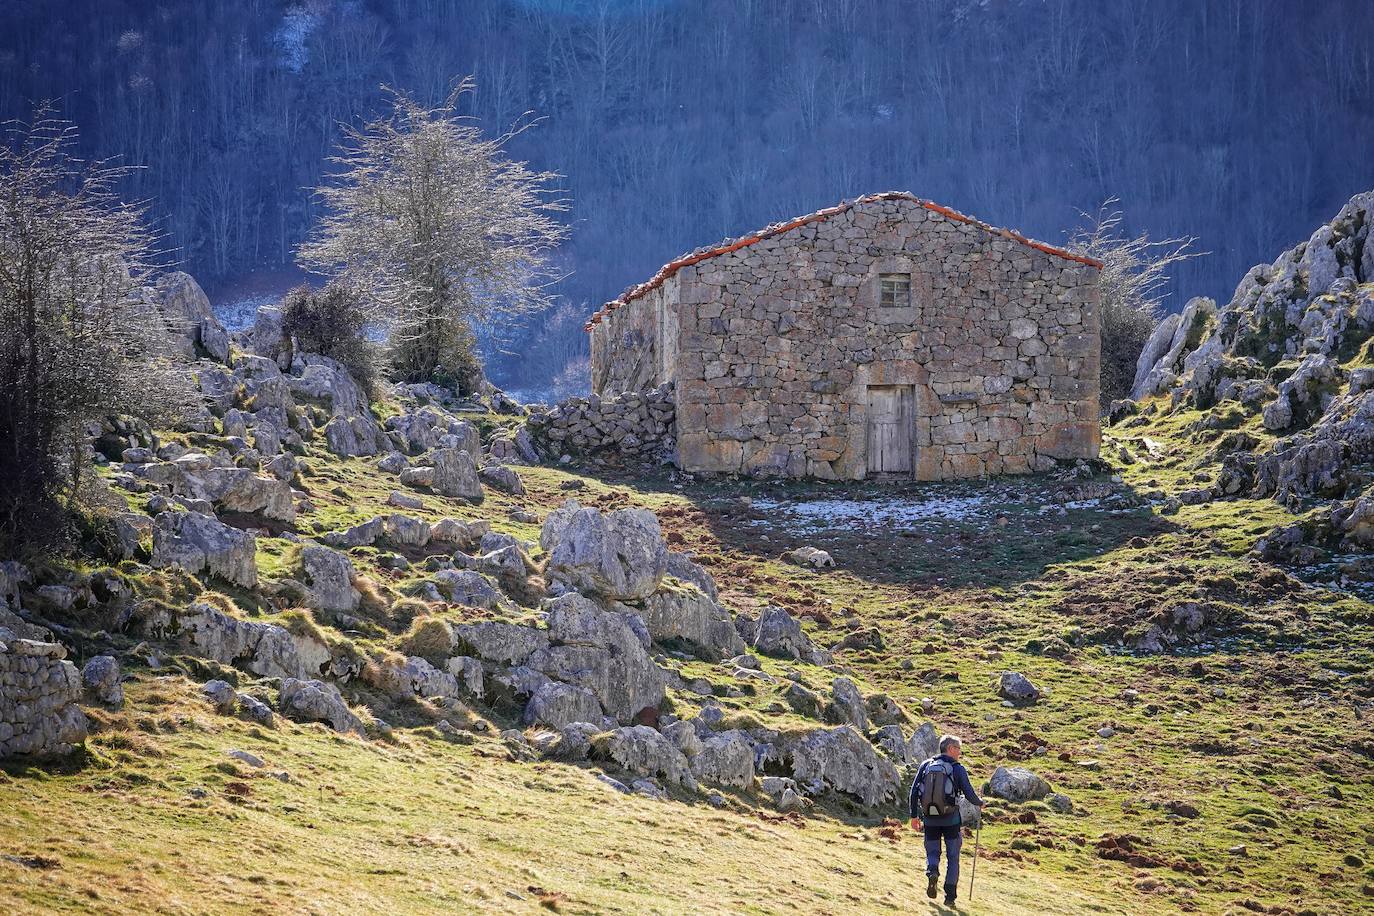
227,749,266,768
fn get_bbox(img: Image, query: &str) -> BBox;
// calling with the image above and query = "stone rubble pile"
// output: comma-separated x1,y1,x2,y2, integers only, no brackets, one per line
523,383,675,464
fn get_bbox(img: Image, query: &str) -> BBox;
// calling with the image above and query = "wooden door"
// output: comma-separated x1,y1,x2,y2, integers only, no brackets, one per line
866,385,913,475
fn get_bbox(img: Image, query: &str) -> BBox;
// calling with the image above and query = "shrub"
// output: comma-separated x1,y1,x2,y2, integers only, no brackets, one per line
280,281,380,396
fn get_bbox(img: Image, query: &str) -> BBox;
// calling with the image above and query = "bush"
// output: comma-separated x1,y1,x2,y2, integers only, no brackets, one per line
280,281,380,396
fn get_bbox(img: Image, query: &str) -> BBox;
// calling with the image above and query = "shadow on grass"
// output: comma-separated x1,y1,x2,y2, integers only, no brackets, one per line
577,465,1180,589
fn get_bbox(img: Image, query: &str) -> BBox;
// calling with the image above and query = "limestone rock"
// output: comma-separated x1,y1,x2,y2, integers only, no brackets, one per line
597,725,696,789
689,730,755,788
828,677,869,732
454,621,549,666
540,501,668,600
787,725,900,808
998,671,1042,705
528,593,666,723
430,448,483,500
81,655,124,709
639,583,745,661
153,601,330,681
151,512,257,588
301,545,360,614
279,678,365,735
524,681,605,729
986,765,1052,802
478,464,525,495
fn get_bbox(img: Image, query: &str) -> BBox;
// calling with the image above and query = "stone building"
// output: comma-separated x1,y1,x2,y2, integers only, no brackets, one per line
587,192,1102,480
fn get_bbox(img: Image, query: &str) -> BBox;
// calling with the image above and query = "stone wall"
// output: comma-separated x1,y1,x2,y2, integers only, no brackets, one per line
525,384,675,462
589,194,1101,480
0,634,88,758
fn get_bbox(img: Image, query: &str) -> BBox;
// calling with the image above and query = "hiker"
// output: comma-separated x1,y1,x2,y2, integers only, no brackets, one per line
910,734,984,906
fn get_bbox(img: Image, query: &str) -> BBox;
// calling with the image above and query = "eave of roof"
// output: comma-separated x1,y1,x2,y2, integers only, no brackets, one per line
584,191,1102,331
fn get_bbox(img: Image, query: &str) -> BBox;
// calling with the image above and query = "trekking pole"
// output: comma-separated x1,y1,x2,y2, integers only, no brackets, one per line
969,821,981,901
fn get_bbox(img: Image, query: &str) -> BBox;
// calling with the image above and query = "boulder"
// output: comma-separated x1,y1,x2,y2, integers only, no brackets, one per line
597,725,696,789
828,677,869,732
998,671,1042,706
986,766,1052,802
301,545,360,614
528,593,665,724
430,448,483,500
454,621,550,666
907,722,940,762
322,517,384,549
382,514,431,548
444,656,485,698
151,511,257,588
787,725,900,808
202,679,237,713
478,464,525,495
431,570,503,609
639,583,745,661
429,518,490,549
524,681,606,729
81,655,123,709
540,501,668,601
324,416,383,457
750,606,822,663
401,656,463,701
278,678,365,735
689,730,755,788
191,467,295,522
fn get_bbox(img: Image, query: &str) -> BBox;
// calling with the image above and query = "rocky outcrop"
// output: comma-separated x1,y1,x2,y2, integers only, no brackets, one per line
540,501,668,601
1123,190,1374,552
143,601,332,681
150,512,258,588
0,635,88,758
524,384,675,464
689,729,755,788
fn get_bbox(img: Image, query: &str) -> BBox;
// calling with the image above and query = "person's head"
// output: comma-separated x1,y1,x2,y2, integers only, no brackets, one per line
939,734,963,761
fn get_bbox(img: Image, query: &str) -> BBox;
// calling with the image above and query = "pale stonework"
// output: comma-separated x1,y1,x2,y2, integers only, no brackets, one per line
589,195,1101,480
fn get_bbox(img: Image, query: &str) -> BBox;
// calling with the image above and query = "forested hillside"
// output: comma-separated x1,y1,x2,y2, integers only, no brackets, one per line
4,0,1372,389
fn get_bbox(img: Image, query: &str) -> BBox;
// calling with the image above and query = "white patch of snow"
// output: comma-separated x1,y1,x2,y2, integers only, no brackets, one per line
750,496,989,531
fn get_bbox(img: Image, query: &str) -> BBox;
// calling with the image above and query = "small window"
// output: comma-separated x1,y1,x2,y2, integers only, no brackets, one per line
879,273,911,308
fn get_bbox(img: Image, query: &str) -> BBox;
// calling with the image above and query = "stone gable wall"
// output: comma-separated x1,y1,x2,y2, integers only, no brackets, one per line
591,196,1100,479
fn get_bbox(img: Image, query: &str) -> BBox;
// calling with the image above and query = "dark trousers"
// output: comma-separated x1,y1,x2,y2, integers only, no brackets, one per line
923,823,963,890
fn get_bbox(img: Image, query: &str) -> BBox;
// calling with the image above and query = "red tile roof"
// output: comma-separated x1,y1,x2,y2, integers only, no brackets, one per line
584,191,1102,331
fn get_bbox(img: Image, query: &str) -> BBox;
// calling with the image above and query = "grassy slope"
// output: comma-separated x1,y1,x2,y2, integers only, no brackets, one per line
1,677,1122,916
3,402,1373,914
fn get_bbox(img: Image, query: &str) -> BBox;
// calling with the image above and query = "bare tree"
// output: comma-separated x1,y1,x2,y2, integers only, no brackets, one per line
0,109,194,555
1069,199,1204,405
298,79,567,392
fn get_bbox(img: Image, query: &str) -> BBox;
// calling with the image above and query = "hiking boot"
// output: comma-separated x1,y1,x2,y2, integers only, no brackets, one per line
943,886,957,906
926,874,938,899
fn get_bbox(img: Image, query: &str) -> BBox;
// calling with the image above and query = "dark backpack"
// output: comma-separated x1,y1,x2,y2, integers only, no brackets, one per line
917,757,959,818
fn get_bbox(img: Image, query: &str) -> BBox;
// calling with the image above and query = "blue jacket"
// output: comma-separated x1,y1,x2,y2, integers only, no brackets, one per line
910,754,983,827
